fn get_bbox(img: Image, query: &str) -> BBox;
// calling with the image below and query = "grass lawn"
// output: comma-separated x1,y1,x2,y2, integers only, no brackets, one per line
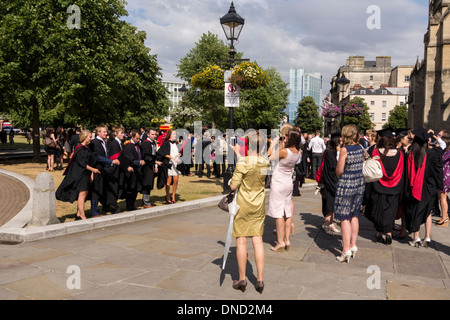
0,133,34,150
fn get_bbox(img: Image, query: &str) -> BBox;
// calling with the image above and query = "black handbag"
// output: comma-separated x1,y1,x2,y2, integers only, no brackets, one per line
218,191,235,212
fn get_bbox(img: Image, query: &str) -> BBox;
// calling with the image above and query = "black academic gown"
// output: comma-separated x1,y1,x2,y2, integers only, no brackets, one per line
55,145,92,203
405,147,443,233
321,149,338,217
105,138,125,204
89,138,111,204
141,138,157,191
156,140,173,189
119,141,143,194
365,149,404,233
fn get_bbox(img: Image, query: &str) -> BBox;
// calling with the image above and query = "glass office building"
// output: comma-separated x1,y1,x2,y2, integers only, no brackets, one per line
286,68,322,124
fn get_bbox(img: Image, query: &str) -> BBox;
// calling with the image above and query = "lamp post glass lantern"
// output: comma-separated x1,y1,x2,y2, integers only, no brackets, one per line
220,2,245,67
336,74,350,130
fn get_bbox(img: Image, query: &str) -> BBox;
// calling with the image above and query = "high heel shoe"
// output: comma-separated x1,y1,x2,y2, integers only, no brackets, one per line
232,280,247,292
336,250,352,263
285,244,291,252
270,242,285,252
255,281,264,294
436,218,449,227
350,246,358,259
422,237,431,248
409,238,422,248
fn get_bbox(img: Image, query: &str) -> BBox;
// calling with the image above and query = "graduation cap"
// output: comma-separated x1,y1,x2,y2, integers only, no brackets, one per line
411,127,431,144
330,132,341,139
376,128,394,138
394,128,409,137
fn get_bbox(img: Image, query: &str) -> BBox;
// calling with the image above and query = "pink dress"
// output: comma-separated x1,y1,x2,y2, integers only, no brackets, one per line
268,148,301,219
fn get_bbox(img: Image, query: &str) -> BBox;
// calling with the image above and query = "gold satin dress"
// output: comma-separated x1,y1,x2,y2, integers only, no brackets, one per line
230,156,270,237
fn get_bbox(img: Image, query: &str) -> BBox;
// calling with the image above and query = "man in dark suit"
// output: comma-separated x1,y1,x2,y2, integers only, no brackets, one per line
119,129,145,211
89,125,120,217
141,128,160,208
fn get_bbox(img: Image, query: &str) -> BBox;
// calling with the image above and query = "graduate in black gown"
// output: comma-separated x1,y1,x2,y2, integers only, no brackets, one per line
405,128,444,248
56,130,100,220
141,128,160,208
320,132,341,235
119,129,145,211
89,125,120,216
105,126,125,214
364,128,405,245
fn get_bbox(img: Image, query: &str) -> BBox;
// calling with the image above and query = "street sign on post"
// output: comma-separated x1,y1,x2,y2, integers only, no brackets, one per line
224,83,240,108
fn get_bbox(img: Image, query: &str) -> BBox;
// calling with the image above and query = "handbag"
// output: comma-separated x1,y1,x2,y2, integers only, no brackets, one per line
362,148,383,183
218,191,235,212
45,137,56,148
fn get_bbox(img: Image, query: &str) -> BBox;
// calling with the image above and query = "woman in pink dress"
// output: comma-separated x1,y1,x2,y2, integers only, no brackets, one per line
267,129,301,252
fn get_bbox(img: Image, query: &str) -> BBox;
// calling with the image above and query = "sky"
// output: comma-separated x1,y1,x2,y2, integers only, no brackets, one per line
122,0,429,95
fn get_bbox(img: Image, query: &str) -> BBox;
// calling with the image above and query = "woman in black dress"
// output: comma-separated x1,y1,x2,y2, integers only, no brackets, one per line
320,133,341,235
405,128,444,247
365,129,405,245
55,130,100,220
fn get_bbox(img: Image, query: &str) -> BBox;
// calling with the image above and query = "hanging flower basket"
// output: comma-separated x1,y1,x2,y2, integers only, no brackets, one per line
229,62,269,89
191,65,225,90
343,103,364,117
190,62,269,90
321,104,341,118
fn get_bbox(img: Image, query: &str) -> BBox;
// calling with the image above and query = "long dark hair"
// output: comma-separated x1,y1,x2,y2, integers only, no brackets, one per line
410,140,427,171
376,136,397,159
284,130,301,151
327,135,341,158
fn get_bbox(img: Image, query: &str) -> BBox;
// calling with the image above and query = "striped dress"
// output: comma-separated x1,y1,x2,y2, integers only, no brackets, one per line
334,144,365,221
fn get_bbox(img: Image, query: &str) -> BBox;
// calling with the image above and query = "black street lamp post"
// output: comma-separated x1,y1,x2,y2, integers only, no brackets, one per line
178,83,188,128
220,2,245,193
336,74,350,131
220,2,245,131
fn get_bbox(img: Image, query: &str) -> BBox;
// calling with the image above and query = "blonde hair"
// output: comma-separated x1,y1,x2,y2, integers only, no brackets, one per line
280,123,293,136
95,124,108,134
113,126,125,137
341,124,359,146
79,130,92,143
366,129,377,140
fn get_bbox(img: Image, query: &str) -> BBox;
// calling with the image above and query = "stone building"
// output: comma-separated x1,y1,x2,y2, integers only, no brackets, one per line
409,0,450,131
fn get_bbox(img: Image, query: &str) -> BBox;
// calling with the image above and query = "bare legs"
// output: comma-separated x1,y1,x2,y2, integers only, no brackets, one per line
76,191,88,220
47,155,54,171
340,217,359,252
236,236,264,282
437,192,449,225
165,175,179,203
271,215,293,251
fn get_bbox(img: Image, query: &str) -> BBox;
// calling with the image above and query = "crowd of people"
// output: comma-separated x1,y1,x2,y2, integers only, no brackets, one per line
52,125,232,220
45,122,449,294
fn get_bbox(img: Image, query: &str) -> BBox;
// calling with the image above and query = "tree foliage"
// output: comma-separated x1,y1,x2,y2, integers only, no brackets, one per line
383,104,408,130
294,96,323,133
0,0,169,160
340,97,374,131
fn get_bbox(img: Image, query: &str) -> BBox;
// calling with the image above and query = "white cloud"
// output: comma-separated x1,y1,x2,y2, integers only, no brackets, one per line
122,0,429,91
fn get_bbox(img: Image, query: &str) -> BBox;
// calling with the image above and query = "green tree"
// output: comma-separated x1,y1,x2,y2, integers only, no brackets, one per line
233,67,288,130
176,32,243,129
341,97,374,131
294,96,323,133
383,104,408,130
0,0,169,161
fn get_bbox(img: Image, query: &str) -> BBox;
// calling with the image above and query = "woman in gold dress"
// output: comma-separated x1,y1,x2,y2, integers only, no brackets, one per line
229,130,270,294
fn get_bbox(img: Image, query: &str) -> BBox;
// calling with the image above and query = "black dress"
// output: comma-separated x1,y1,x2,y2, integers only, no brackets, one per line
405,147,443,233
141,138,157,191
105,138,125,204
365,149,404,234
321,149,338,216
55,146,92,203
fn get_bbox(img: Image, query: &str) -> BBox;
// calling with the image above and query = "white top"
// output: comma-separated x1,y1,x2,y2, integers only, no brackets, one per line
309,136,326,154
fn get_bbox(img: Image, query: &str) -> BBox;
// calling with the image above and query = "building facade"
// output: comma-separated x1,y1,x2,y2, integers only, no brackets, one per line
162,81,186,123
286,68,322,124
349,86,409,130
409,0,450,131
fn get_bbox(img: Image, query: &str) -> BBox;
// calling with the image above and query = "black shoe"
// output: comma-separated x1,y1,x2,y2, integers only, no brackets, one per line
383,234,392,245
127,207,137,212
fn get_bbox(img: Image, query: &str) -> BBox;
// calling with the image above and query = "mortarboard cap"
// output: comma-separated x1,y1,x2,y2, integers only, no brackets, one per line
376,128,394,138
394,128,409,137
411,127,431,144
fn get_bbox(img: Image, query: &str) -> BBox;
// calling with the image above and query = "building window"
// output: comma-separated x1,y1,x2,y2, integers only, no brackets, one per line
371,101,375,106
360,90,366,95
382,101,387,108
382,113,386,121
382,90,387,95
400,101,404,106
404,75,410,82
370,75,374,81
370,113,375,121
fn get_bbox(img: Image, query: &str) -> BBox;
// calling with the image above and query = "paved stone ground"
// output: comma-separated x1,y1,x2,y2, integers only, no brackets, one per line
0,173,29,227
1,187,450,301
